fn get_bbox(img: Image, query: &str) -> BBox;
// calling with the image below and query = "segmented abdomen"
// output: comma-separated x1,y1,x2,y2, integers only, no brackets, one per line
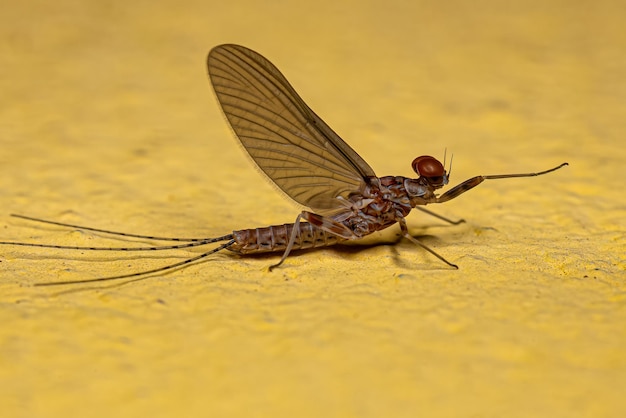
229,223,342,254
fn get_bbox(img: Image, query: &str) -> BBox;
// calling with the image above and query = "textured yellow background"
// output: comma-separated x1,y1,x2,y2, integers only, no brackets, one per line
1,0,624,417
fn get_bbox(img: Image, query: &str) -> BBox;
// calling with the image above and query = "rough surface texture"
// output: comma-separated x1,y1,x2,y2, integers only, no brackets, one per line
1,1,624,417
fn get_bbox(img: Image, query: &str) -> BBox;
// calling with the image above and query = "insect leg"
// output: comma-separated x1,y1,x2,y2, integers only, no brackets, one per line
396,216,458,269
435,176,486,203
302,212,359,239
268,213,304,271
268,211,357,271
435,163,568,204
414,207,465,225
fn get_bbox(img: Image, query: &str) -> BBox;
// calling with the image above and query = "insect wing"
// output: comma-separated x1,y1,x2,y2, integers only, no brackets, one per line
207,44,377,212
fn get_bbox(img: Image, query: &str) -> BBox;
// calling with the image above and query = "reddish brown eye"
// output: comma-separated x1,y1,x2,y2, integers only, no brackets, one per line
411,155,444,177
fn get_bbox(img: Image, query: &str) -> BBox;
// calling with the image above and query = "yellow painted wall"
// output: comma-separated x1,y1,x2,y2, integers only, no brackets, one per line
1,0,624,417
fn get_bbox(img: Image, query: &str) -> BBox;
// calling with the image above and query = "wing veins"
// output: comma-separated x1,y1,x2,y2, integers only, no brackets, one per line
208,44,377,211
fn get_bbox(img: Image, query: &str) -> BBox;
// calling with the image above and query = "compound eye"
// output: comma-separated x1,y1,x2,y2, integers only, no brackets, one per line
411,156,445,177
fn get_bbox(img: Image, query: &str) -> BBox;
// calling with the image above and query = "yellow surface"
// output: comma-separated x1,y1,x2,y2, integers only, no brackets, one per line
1,1,624,417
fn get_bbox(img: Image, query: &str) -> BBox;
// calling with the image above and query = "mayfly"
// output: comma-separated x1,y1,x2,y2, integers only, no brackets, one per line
1,44,567,286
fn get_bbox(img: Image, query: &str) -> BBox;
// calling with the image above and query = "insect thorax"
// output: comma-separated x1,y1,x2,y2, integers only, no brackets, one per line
339,176,418,236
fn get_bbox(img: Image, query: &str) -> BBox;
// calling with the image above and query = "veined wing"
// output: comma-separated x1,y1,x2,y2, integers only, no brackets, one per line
207,44,377,212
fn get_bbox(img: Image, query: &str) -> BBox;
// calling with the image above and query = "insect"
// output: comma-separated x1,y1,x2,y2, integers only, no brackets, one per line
1,44,567,286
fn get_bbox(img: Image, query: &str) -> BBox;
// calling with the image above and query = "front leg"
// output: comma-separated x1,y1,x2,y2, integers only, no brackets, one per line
435,162,568,204
435,176,485,203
